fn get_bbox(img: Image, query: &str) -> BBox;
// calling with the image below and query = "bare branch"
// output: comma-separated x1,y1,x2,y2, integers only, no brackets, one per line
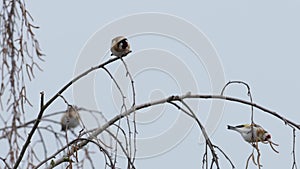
0,0,43,113
213,145,235,169
188,94,300,130
221,80,254,122
0,157,11,169
41,91,300,168
12,91,45,169
179,100,220,168
245,153,253,169
292,128,298,169
13,55,128,169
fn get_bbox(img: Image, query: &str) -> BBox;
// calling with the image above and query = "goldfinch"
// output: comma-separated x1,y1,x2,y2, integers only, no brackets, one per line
110,36,131,57
61,105,80,131
227,124,271,143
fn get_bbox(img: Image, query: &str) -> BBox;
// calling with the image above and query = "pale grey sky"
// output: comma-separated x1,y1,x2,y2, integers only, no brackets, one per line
16,0,300,168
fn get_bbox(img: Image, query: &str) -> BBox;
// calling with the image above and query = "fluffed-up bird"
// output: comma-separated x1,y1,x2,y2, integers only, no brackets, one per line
227,124,271,143
110,36,131,57
61,105,80,131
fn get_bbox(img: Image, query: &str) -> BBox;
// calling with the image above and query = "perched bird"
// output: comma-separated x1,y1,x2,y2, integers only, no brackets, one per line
110,36,131,57
61,105,80,131
227,124,271,143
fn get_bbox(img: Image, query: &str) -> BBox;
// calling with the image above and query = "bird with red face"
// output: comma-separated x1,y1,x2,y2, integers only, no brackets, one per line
227,124,272,143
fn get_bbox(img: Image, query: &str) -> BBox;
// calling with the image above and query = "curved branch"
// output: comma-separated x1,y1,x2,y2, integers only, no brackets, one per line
43,92,300,168
221,80,254,122
13,55,127,169
189,94,300,130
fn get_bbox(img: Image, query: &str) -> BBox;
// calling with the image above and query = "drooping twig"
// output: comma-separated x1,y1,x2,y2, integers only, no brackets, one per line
0,0,43,114
221,81,257,143
58,94,72,106
188,94,300,130
268,141,279,153
245,152,254,169
255,143,262,169
41,92,300,168
246,143,262,169
221,80,254,123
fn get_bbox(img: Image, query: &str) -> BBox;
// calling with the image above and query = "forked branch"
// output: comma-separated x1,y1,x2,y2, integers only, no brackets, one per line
41,92,299,168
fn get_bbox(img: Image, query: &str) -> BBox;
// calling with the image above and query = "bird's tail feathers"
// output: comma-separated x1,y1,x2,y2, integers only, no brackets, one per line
227,125,235,130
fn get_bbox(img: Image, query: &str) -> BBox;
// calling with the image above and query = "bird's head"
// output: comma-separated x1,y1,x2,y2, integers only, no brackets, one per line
110,36,131,57
263,133,271,142
111,36,128,49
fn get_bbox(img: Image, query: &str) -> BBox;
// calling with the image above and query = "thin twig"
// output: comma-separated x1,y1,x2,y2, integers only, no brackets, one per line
292,128,298,169
0,157,11,169
105,130,136,168
202,144,208,169
12,91,45,169
179,100,220,168
188,94,300,130
246,152,253,169
269,141,279,153
42,92,300,168
255,143,262,169
168,98,221,168
214,145,235,168
102,62,131,166
221,81,256,141
13,55,128,169
120,57,137,164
